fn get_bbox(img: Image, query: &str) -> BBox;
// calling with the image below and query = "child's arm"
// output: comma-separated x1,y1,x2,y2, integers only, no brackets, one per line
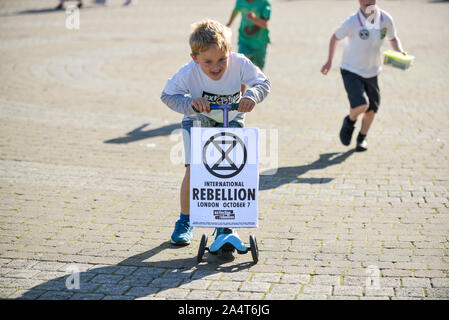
389,37,406,55
160,93,211,114
242,79,271,106
384,12,405,55
321,34,339,75
160,93,195,115
240,58,271,113
246,12,269,29
226,9,239,27
161,64,211,114
238,78,271,113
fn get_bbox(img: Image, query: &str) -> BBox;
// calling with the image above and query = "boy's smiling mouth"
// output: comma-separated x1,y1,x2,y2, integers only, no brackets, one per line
210,70,222,76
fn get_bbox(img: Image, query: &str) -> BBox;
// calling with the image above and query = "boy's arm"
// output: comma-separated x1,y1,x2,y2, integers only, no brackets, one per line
239,56,271,112
160,92,196,116
162,65,207,115
226,10,239,27
321,34,339,75
242,78,271,104
389,37,406,55
239,78,271,113
321,15,351,75
385,13,405,55
246,12,269,29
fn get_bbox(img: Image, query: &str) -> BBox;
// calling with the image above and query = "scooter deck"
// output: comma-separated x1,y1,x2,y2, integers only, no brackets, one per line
208,233,248,254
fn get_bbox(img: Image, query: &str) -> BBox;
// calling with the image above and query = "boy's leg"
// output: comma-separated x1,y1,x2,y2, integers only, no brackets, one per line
180,165,190,215
171,166,193,246
355,111,374,151
360,110,375,135
340,103,368,146
340,69,369,146
356,75,380,151
349,104,369,122
171,121,194,245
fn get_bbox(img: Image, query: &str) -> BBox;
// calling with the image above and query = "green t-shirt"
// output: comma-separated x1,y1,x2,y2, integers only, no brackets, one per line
234,0,271,49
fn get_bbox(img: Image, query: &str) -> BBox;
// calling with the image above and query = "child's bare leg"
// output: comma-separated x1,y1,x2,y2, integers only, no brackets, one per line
171,165,193,245
180,165,190,215
355,110,375,151
340,104,368,146
360,110,375,135
349,104,369,121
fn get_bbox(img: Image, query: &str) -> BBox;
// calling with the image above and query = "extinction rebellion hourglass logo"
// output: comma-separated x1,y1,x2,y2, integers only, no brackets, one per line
202,132,247,179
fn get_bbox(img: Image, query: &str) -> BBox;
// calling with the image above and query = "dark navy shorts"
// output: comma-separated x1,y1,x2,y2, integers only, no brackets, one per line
341,68,380,113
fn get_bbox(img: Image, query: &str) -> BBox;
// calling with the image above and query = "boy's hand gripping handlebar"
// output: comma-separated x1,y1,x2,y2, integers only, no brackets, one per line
192,103,239,128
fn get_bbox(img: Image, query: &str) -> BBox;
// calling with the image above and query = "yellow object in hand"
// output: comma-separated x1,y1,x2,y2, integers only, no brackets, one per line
383,50,415,70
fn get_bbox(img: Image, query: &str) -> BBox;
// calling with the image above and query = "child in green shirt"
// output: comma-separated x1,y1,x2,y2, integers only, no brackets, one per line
226,0,271,70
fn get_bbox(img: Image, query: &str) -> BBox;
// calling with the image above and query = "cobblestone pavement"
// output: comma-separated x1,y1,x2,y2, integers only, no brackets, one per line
0,0,448,300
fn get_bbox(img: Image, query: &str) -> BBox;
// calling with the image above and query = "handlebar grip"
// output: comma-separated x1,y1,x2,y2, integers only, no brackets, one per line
210,103,239,111
192,103,239,113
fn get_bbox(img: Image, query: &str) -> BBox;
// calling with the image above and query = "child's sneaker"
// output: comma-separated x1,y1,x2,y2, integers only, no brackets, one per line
339,115,355,146
170,218,193,246
356,134,368,152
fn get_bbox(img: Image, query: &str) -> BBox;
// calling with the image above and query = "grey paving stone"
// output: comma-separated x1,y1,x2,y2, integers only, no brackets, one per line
402,278,431,288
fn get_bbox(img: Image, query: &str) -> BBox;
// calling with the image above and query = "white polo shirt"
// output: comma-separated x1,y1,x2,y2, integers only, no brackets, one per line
334,8,397,78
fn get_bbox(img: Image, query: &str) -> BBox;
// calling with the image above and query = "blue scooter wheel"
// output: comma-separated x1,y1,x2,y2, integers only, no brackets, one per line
197,234,208,263
249,235,259,264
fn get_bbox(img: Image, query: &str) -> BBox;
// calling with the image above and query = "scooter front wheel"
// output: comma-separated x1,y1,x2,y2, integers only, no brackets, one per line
249,235,259,264
197,234,208,263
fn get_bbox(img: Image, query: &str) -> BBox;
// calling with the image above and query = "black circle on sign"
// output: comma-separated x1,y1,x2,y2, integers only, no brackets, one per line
202,132,247,179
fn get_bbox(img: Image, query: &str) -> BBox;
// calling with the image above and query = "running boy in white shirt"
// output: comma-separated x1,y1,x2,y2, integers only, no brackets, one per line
161,19,271,245
321,0,406,151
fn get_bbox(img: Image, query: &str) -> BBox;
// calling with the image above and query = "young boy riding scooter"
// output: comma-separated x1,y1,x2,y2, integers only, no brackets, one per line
161,19,271,245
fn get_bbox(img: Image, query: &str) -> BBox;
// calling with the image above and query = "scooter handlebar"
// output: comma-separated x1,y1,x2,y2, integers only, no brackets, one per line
192,103,239,113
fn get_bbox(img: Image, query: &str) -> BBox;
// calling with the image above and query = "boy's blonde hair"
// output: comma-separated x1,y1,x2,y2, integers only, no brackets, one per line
189,19,232,57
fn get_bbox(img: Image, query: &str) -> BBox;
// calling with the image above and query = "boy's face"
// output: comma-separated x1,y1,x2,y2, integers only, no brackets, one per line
359,0,377,12
191,44,230,81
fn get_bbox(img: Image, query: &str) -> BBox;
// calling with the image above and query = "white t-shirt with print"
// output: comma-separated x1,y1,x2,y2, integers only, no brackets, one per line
163,52,268,123
335,8,397,78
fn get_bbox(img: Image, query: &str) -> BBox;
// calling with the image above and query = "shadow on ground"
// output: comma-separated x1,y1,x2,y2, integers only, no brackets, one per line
259,150,356,190
17,242,253,300
104,123,180,144
0,6,97,17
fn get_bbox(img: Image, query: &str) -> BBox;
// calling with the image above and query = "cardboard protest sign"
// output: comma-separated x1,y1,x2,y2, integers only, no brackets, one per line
190,127,258,228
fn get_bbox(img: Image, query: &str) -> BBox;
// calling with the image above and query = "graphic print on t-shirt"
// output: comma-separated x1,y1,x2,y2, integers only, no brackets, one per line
202,91,241,105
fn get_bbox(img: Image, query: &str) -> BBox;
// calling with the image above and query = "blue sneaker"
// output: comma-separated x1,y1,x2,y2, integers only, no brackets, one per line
170,219,193,246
